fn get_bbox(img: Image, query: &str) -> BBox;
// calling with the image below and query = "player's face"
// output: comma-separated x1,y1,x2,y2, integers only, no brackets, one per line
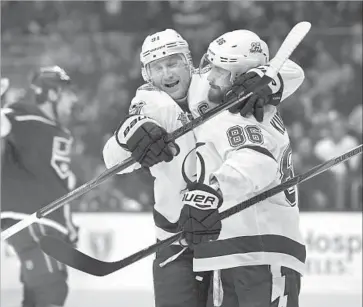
148,54,191,100
207,65,232,104
56,89,78,126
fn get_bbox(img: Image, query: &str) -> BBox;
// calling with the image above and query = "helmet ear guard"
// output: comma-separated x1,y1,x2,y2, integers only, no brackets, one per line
141,65,150,83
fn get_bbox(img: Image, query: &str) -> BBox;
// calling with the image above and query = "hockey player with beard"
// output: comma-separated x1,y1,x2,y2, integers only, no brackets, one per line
181,30,306,306
103,29,305,307
1,67,79,307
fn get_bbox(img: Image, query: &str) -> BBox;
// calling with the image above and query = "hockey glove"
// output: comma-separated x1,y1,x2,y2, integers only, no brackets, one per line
227,67,283,122
179,182,222,246
115,114,179,168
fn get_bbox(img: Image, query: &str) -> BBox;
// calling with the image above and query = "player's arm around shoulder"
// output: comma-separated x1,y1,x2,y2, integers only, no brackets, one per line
210,115,279,203
227,59,305,122
247,59,305,102
278,59,305,101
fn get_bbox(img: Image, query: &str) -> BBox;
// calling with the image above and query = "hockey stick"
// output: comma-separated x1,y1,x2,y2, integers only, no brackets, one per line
0,73,269,241
37,21,313,275
0,21,311,241
40,144,363,276
0,73,271,242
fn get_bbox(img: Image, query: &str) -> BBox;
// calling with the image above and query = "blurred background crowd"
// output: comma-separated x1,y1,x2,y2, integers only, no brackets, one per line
1,1,362,213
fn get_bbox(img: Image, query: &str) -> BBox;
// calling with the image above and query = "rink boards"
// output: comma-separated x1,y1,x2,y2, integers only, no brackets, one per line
1,212,362,305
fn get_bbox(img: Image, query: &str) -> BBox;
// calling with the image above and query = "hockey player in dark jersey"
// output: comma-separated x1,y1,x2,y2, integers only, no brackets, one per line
1,67,79,307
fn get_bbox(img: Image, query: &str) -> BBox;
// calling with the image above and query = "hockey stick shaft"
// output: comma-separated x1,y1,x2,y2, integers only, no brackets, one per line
37,22,311,276
0,82,263,241
1,24,310,242
220,144,362,219
118,145,363,271
40,144,362,276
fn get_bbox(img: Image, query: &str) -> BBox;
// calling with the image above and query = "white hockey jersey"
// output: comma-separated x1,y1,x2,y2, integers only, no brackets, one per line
103,84,197,241
102,60,305,255
187,60,306,275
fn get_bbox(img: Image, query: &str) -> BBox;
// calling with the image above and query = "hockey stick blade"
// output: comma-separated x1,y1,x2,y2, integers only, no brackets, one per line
40,144,362,276
1,23,310,242
36,21,312,273
0,79,264,242
40,232,182,276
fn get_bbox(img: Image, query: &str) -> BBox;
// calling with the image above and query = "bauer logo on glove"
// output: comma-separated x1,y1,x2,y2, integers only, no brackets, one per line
182,188,221,210
123,115,147,143
179,182,223,246
115,114,180,168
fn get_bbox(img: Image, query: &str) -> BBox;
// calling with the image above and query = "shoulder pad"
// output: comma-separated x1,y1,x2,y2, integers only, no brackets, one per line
5,101,56,126
7,101,39,116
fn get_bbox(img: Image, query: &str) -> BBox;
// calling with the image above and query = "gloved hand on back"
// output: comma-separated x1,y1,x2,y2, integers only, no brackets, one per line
226,66,283,122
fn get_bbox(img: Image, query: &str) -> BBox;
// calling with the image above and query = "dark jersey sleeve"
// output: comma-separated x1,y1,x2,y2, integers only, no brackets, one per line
1,102,76,232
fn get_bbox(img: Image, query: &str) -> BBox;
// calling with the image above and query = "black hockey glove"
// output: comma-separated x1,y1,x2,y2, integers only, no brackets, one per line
179,182,222,247
226,68,283,122
115,115,179,168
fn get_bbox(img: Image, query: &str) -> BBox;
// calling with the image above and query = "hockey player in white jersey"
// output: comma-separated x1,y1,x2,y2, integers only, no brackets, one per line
103,29,305,307
178,30,306,306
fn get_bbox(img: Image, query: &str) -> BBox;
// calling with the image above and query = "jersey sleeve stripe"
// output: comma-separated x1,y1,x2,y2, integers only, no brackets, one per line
194,234,306,263
14,115,56,126
237,145,276,162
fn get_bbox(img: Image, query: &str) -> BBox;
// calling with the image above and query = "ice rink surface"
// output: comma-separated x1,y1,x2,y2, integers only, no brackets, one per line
1,289,362,307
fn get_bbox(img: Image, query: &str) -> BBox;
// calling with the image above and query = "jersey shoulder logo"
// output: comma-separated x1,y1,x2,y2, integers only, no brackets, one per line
129,101,146,115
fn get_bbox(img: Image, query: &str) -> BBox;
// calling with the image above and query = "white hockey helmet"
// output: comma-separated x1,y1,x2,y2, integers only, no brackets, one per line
140,29,193,83
203,30,269,82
